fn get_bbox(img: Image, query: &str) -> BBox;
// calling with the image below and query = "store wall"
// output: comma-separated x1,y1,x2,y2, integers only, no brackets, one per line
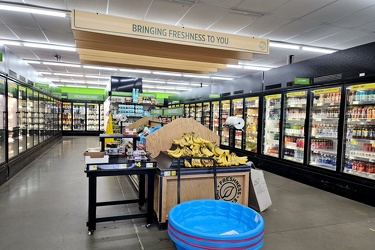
0,45,40,84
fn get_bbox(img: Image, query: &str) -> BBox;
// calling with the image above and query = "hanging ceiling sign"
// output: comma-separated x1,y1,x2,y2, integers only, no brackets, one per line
72,10,269,54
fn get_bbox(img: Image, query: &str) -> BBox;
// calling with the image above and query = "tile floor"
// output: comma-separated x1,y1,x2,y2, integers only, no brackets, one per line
0,136,374,250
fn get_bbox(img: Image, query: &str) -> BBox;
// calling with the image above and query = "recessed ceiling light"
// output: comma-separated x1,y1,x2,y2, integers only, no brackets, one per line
167,82,190,85
270,42,300,50
302,47,337,54
182,74,210,79
226,64,243,69
142,85,156,88
83,65,117,71
0,3,67,17
24,42,76,51
155,86,176,90
243,65,272,71
24,60,41,64
85,75,109,79
142,80,166,84
0,40,21,46
54,73,84,77
175,87,190,90
40,72,52,75
60,80,86,83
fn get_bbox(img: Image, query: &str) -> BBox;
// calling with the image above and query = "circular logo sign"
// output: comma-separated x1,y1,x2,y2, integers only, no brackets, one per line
259,41,267,50
217,176,242,203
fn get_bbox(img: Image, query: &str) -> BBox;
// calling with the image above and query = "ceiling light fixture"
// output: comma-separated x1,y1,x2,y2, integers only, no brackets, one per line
175,87,190,90
43,62,81,68
119,69,151,74
0,3,67,17
85,75,109,79
54,73,84,77
301,46,337,54
24,42,76,51
155,86,176,90
243,65,272,71
142,85,156,88
40,72,52,75
86,81,108,85
226,64,244,69
0,40,21,46
211,76,234,81
24,60,41,64
167,82,190,85
270,42,300,50
182,74,210,79
142,80,166,84
153,72,182,77
83,65,117,71
60,80,86,83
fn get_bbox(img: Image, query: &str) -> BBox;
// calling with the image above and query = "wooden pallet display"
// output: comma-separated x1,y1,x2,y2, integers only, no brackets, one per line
146,118,219,158
125,116,159,131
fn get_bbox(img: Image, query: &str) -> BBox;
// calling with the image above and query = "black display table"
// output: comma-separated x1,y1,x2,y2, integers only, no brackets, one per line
99,133,139,151
84,157,157,235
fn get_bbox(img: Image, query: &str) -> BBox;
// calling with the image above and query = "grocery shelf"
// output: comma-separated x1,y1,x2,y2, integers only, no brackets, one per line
286,118,305,121
313,118,339,122
343,169,375,180
348,153,375,162
284,133,304,137
265,152,279,158
311,149,337,155
312,135,338,139
314,103,341,107
284,156,303,163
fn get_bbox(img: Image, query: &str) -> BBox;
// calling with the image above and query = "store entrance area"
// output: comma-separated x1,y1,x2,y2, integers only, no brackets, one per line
0,136,373,250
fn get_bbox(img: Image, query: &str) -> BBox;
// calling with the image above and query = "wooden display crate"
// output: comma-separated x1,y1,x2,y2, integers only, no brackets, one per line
153,167,250,227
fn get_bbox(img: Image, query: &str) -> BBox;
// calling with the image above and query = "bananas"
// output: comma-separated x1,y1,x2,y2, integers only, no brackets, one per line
166,132,248,167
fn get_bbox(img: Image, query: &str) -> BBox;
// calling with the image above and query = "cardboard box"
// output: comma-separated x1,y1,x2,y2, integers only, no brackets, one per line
83,151,109,164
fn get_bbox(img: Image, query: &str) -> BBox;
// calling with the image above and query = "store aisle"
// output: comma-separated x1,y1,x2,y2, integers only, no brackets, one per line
0,136,374,250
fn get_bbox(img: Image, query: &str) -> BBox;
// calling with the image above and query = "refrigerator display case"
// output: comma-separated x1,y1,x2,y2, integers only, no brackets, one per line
189,104,195,119
263,94,281,158
73,102,86,131
54,101,61,134
309,87,341,170
62,102,72,130
39,94,46,142
220,100,230,146
203,102,210,128
33,91,39,146
26,88,34,149
283,91,308,163
18,86,27,153
100,104,105,131
232,98,244,149
211,101,220,135
344,83,375,180
244,97,259,153
195,103,202,123
0,77,6,164
8,81,18,159
45,96,54,139
87,103,99,131
184,104,189,117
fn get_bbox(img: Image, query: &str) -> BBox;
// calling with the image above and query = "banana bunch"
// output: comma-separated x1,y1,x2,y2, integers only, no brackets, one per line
167,132,248,167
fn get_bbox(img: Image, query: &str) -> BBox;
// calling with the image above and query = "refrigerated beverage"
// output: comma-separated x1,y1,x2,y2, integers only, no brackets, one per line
263,94,282,158
344,83,375,180
245,97,259,153
233,98,244,149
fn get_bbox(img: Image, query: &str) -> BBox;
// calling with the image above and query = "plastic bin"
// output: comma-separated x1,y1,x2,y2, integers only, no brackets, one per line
168,199,264,250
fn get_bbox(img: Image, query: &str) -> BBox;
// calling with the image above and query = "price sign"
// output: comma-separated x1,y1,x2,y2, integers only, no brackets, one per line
146,163,153,168
286,91,306,97
88,165,97,171
313,87,340,95
119,164,127,169
350,83,375,91
265,94,281,99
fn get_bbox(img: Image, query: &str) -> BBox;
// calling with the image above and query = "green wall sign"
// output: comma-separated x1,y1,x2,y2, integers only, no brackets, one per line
0,53,3,62
67,93,104,101
150,109,163,116
294,78,310,85
34,82,50,89
111,91,132,97
163,107,184,116
209,94,220,98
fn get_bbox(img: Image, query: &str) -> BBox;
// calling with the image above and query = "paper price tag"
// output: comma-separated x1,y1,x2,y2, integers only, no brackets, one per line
89,165,97,171
119,164,127,169
146,163,153,168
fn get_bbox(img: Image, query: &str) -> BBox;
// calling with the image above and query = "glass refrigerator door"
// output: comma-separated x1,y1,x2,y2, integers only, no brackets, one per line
245,97,259,153
26,89,34,149
220,100,230,146
184,104,189,117
344,83,375,180
18,86,27,153
283,91,307,163
203,102,210,128
309,87,341,170
73,103,86,131
8,81,18,159
232,98,244,149
195,103,203,123
87,103,99,131
189,104,196,119
100,104,105,131
39,94,46,142
263,94,281,158
62,102,72,131
211,101,220,135
0,77,5,164
45,97,53,139
33,91,39,146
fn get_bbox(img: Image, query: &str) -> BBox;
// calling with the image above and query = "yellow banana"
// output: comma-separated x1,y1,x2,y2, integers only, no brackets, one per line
169,150,183,158
167,147,180,155
192,136,203,144
205,142,215,152
172,139,181,145
184,159,192,168
201,146,214,157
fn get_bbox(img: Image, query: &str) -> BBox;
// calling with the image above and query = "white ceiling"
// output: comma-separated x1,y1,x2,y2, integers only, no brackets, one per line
0,0,375,92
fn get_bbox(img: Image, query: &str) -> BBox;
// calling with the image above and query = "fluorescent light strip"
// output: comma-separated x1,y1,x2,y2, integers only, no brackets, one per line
153,72,182,77
54,73,84,77
142,80,166,84
0,40,21,46
53,84,65,86
243,65,272,71
142,85,156,88
167,82,190,85
86,81,108,84
0,4,67,17
119,69,151,74
24,60,41,64
24,42,76,51
83,65,117,71
60,80,86,83
226,64,243,69
155,86,176,90
40,72,52,75
270,42,300,50
43,62,81,68
190,83,210,87
182,74,210,79
85,75,109,79
211,76,234,80
302,46,337,54
175,87,190,90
